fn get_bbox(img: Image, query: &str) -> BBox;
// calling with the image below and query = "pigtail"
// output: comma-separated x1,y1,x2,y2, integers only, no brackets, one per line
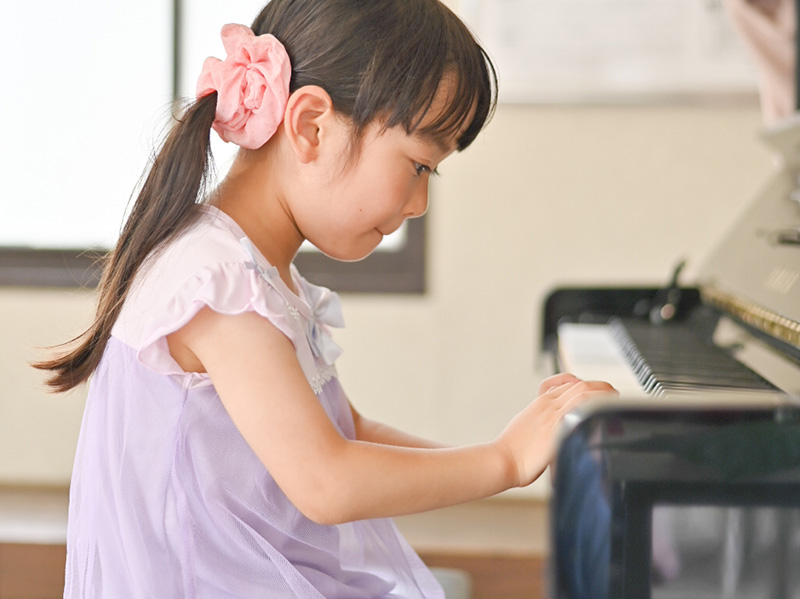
34,93,219,393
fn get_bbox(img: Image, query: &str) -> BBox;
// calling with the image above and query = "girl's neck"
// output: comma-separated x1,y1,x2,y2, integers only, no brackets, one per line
211,150,304,294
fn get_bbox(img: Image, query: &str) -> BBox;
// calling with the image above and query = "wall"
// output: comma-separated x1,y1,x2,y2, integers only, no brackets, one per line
0,103,774,493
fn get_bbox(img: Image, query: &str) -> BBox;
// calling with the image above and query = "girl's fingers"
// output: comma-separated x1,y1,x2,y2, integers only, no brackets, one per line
558,380,618,409
538,372,580,395
539,380,617,415
542,378,614,398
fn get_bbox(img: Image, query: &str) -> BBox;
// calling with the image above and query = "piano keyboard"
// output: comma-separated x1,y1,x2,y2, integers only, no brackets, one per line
556,320,780,398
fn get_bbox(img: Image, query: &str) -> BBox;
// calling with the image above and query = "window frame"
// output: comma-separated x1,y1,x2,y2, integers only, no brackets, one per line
0,217,426,294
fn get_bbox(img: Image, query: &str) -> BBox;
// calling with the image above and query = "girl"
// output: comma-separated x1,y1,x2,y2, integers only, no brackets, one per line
38,0,615,597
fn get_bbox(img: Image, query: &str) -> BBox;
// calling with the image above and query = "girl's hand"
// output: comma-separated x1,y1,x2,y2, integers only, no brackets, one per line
493,373,617,488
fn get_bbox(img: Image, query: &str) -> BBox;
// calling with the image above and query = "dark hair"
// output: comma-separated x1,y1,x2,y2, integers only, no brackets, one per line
252,0,496,152
36,0,497,393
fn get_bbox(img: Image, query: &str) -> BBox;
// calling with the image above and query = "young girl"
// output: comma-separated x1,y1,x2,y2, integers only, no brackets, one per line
38,0,615,596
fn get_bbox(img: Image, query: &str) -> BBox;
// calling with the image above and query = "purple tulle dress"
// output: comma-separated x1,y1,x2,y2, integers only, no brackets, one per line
64,205,443,598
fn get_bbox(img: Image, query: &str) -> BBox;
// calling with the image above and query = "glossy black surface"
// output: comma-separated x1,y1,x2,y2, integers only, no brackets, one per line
551,398,800,599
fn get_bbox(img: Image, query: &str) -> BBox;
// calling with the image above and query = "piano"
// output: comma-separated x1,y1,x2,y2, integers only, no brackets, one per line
545,117,800,598
543,115,800,400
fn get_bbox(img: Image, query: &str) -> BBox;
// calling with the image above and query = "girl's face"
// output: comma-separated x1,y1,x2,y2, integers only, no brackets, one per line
295,120,457,262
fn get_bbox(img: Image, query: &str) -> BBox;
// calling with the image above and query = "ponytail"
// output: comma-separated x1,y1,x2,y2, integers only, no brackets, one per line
35,94,219,393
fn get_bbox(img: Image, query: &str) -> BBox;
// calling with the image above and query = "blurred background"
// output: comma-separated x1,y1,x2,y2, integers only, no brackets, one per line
0,0,779,596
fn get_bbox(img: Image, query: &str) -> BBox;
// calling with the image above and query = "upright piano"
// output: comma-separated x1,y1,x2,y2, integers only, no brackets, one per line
544,115,800,400
546,117,800,598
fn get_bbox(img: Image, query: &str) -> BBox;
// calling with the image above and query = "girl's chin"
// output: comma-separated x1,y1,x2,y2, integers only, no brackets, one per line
314,239,380,263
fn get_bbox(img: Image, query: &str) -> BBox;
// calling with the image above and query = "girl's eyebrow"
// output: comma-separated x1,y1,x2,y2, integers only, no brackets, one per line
405,119,449,150
414,132,455,155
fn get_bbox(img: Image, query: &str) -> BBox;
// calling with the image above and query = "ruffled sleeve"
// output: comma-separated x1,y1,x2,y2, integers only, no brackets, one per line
112,207,344,393
135,261,301,387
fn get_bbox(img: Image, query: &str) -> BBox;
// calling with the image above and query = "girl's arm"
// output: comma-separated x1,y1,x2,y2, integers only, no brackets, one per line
348,371,586,450
169,308,614,525
350,404,450,449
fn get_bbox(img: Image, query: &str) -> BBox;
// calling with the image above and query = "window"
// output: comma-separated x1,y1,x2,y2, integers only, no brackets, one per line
1,0,425,293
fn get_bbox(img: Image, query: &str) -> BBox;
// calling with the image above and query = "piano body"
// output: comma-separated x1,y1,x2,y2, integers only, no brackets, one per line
546,118,800,598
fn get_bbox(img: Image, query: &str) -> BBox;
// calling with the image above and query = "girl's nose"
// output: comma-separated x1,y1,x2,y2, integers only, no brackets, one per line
405,185,429,219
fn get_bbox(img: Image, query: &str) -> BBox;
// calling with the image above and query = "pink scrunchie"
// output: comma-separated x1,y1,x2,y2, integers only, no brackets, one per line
196,24,292,150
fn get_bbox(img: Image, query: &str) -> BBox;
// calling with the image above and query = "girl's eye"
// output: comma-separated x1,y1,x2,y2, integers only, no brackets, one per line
413,162,439,177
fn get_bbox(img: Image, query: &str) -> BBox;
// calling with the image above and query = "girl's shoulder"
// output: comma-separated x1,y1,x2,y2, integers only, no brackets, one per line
152,204,250,275
124,205,252,308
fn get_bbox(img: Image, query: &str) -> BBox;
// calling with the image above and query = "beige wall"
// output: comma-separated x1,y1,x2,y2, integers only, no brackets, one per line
0,102,774,491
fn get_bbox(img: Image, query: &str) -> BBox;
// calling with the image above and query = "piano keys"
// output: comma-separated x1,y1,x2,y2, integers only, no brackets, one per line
556,316,799,398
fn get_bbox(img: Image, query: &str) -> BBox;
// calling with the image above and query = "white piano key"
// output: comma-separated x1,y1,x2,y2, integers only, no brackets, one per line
556,322,646,397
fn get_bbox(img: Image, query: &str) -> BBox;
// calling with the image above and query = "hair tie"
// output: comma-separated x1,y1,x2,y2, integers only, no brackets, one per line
196,24,291,150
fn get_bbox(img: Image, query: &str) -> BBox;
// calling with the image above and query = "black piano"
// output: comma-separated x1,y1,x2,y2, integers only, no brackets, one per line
546,117,800,598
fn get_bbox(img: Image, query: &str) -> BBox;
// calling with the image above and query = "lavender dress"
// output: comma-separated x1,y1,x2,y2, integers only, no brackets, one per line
64,206,443,599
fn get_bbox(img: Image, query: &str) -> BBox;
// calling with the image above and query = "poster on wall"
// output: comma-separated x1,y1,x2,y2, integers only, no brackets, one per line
459,0,759,103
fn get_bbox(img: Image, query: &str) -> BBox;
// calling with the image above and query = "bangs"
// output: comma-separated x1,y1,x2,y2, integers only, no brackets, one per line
350,0,497,152
415,45,497,152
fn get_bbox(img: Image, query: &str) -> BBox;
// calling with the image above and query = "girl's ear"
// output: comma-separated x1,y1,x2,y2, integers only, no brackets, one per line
282,86,337,163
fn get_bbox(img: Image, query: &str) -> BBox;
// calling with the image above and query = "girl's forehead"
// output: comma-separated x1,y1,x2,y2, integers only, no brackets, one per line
370,115,457,155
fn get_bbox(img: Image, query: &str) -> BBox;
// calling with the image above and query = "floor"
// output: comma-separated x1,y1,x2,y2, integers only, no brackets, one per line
395,498,550,598
422,552,547,599
0,485,550,599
